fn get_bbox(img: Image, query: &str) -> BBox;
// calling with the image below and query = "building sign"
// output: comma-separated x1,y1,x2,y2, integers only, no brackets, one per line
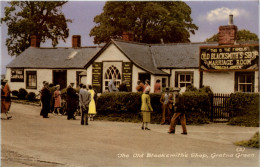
11,69,24,82
200,45,259,71
92,62,102,93
122,62,132,91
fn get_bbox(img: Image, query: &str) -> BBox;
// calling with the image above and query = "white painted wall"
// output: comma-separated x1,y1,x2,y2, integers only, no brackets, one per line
203,71,234,93
132,65,146,92
6,68,85,94
86,65,92,86
95,44,130,62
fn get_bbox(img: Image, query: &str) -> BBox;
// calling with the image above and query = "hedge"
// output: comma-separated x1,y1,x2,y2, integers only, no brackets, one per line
228,92,259,127
96,91,210,124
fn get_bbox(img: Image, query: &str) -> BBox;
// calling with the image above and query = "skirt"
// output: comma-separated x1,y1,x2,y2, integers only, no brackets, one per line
142,111,151,123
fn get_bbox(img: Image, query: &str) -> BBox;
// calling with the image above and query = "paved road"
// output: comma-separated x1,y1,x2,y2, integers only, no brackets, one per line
1,103,259,167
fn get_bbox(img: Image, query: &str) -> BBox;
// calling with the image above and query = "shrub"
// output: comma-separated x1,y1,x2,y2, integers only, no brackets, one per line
26,92,36,101
235,132,259,148
11,90,19,97
227,92,259,127
18,88,28,99
96,91,211,124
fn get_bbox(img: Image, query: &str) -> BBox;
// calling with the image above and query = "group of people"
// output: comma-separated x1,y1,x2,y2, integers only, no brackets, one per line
138,79,187,135
40,81,97,125
40,81,62,118
1,79,12,120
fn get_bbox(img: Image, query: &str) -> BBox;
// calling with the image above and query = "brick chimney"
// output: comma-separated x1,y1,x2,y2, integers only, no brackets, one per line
72,35,81,48
30,35,40,47
122,32,134,41
218,15,237,45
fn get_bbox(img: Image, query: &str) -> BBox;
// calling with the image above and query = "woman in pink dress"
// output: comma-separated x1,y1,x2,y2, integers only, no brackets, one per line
54,85,62,115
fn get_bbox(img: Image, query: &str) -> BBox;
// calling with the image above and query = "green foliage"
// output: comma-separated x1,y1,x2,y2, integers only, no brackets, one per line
90,1,198,44
228,93,259,127
235,132,259,148
205,29,259,42
11,90,19,97
26,92,36,101
1,1,71,56
18,88,28,99
96,91,210,124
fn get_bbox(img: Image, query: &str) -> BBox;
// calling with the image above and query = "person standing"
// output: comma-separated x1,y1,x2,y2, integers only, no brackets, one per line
141,80,153,130
118,80,128,92
41,82,51,118
136,80,145,93
108,77,119,92
154,79,162,93
1,79,12,120
54,85,62,115
168,87,187,135
40,81,47,116
49,83,55,113
160,88,173,125
66,84,78,120
88,85,97,121
79,85,91,125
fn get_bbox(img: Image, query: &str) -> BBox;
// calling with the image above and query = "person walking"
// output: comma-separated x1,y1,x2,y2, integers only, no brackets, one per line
54,85,62,115
66,84,78,120
160,88,173,125
88,85,97,121
79,85,91,125
1,79,12,120
154,79,162,93
41,82,51,118
168,87,187,135
141,80,153,130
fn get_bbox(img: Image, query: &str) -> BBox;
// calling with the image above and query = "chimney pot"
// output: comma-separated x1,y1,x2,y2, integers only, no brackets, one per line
72,35,81,48
229,14,233,25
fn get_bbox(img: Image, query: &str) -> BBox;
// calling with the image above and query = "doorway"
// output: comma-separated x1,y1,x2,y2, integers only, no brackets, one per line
53,70,67,90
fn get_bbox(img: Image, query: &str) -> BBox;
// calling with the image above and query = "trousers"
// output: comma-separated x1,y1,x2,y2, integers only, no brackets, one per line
81,106,89,125
169,113,187,133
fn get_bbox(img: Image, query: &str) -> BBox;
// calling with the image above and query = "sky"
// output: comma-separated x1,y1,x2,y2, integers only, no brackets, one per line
1,0,259,75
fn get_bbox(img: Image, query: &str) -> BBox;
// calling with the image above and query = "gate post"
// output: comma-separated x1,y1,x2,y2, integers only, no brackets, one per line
209,93,214,121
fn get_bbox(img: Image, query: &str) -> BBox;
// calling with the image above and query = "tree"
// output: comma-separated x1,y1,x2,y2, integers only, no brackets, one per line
206,29,259,42
90,1,198,44
1,1,71,56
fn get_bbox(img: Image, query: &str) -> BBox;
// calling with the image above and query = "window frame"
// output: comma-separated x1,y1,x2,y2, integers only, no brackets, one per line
26,71,37,89
175,71,194,88
235,72,255,92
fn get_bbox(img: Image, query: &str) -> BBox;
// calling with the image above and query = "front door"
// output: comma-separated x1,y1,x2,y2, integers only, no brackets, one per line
53,70,67,90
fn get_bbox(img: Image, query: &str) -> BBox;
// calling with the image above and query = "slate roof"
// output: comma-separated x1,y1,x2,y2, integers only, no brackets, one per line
150,43,218,68
6,47,101,69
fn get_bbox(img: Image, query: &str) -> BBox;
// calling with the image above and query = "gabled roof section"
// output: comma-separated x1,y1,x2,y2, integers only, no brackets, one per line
6,47,101,69
85,39,168,75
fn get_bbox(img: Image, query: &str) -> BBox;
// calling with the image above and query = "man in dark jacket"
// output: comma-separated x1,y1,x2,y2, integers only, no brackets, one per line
168,87,187,135
66,84,78,120
41,82,51,118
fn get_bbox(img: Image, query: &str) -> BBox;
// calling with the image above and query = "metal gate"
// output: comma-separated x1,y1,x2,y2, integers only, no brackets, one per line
210,93,231,122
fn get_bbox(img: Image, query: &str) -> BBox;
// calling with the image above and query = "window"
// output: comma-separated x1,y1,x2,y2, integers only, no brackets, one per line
26,71,37,89
76,71,84,87
162,78,167,88
11,69,24,82
104,65,121,91
235,72,254,92
175,72,193,88
138,73,151,84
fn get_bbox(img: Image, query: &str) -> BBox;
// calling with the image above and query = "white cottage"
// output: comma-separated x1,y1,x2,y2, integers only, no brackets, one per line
5,35,101,94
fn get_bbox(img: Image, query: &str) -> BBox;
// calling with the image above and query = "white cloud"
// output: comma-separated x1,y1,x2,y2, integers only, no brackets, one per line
198,7,249,23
